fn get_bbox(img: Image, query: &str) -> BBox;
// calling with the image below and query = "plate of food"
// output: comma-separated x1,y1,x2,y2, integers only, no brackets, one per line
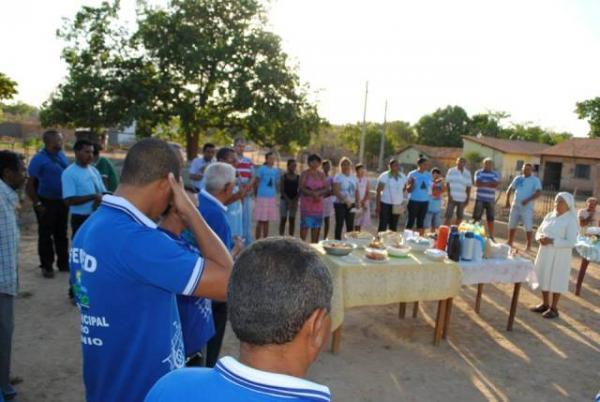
405,236,434,252
344,231,375,248
386,241,411,258
320,240,356,256
364,247,389,263
586,226,600,236
424,248,447,261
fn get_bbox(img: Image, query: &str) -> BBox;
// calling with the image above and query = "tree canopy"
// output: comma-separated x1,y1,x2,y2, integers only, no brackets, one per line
414,105,470,147
0,73,17,101
41,0,320,158
576,97,600,138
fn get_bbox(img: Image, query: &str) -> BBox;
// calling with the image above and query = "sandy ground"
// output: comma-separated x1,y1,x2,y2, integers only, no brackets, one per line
10,220,600,402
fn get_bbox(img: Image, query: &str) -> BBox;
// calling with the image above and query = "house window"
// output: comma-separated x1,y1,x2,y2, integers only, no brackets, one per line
515,160,524,171
574,164,591,179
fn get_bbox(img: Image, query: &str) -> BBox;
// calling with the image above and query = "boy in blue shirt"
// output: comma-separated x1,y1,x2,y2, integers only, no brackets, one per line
70,139,233,402
146,237,333,402
505,163,542,251
424,167,445,233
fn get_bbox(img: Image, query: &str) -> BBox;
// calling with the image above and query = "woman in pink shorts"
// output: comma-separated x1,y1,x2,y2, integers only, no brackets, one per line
253,152,280,239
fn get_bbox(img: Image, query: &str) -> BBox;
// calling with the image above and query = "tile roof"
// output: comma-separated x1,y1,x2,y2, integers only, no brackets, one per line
462,135,550,155
398,144,463,159
540,138,600,160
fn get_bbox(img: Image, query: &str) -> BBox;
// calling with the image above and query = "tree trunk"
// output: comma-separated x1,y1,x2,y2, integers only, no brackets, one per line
186,130,199,161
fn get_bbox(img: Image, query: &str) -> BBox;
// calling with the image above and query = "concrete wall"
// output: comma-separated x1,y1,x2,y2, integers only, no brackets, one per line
463,139,540,180
540,156,598,194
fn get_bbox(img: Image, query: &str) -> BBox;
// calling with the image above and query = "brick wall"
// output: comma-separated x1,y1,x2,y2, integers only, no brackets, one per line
540,155,597,195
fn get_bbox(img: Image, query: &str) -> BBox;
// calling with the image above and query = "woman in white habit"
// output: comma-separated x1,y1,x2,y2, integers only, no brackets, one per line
530,192,579,319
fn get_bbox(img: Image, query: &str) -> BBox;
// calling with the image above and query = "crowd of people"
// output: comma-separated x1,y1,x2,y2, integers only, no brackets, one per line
0,131,598,401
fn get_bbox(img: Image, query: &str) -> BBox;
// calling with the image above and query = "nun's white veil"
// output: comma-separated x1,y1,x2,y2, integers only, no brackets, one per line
555,192,579,231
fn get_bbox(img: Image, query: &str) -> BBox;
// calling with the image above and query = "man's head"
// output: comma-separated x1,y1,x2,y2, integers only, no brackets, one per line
417,157,429,171
265,151,275,166
216,147,237,166
234,137,246,156
483,157,493,171
203,143,216,161
73,139,95,167
389,158,400,173
586,197,597,210
522,163,533,177
42,130,63,153
120,138,181,219
228,237,333,370
0,150,26,190
456,157,466,170
204,162,236,203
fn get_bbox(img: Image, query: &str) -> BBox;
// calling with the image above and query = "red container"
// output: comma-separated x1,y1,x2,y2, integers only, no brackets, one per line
436,225,450,250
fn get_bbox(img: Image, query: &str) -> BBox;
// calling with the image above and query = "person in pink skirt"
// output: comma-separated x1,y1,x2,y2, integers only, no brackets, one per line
321,160,335,240
354,163,371,231
253,152,280,239
300,154,329,243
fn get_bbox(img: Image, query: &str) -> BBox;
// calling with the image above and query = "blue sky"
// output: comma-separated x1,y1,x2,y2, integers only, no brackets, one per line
1,0,599,136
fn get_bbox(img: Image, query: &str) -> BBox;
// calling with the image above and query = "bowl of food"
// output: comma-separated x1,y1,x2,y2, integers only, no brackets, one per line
378,230,402,244
386,243,411,258
320,240,356,256
364,247,388,262
405,236,434,252
344,231,375,248
366,239,386,250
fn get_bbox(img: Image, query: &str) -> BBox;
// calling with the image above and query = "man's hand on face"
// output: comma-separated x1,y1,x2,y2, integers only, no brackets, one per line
168,173,198,222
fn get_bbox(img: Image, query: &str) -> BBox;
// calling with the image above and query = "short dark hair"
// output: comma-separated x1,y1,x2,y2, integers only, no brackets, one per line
92,143,102,156
265,151,274,160
120,138,180,186
73,139,94,151
431,167,441,174
388,158,398,167
203,143,216,152
287,158,296,166
216,147,235,162
0,150,22,177
42,129,60,143
417,157,428,166
308,154,322,164
228,237,333,345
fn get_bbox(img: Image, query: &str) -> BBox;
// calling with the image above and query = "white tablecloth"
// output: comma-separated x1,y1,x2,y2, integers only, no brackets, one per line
575,237,600,262
459,257,535,286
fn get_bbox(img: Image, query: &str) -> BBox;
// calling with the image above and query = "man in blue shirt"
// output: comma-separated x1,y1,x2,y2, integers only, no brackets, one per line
25,130,70,278
505,163,542,251
62,139,106,237
145,237,333,402
406,157,432,235
473,158,501,238
70,138,233,402
0,151,26,401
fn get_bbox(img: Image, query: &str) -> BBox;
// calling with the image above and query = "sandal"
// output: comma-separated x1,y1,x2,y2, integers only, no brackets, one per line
542,308,559,319
530,304,549,313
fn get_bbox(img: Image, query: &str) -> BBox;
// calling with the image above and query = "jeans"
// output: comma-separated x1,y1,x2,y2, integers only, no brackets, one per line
0,294,14,399
378,202,400,232
406,200,429,230
35,197,69,271
333,203,355,240
241,196,254,246
206,302,227,368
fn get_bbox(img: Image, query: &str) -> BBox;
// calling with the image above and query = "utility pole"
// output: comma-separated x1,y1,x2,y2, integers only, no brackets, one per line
358,81,368,164
378,100,388,172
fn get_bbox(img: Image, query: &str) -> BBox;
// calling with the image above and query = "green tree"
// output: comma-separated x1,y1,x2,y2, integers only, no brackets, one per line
0,72,17,101
1,101,39,120
575,97,600,138
415,105,470,147
469,111,509,138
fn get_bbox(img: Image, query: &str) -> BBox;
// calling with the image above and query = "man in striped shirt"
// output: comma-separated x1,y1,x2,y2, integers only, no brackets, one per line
473,158,500,238
145,238,333,402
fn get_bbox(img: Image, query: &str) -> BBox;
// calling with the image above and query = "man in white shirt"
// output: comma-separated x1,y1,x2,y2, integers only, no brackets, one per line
189,143,216,190
376,158,407,232
444,157,472,226
578,197,599,228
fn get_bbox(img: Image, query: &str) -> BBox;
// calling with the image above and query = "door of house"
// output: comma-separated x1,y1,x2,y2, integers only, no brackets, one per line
543,162,562,190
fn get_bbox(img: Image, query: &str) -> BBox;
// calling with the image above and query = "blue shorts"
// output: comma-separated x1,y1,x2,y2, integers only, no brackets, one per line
424,211,441,230
508,204,534,231
301,215,322,229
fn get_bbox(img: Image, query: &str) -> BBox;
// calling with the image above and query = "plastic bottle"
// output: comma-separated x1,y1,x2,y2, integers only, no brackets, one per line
461,232,475,261
436,225,450,250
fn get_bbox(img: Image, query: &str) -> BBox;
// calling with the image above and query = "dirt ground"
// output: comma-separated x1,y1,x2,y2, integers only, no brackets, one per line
10,220,600,402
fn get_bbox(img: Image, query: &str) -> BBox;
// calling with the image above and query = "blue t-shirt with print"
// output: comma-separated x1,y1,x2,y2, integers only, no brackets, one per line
27,149,69,199
70,195,205,402
510,175,542,208
408,170,432,202
256,165,280,198
62,163,106,215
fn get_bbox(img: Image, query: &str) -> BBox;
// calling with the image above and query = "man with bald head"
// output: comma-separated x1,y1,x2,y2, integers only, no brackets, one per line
26,130,70,278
